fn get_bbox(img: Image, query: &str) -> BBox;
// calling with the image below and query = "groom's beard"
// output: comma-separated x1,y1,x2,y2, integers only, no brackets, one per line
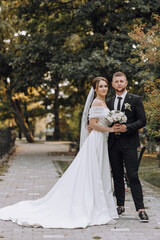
115,87,126,93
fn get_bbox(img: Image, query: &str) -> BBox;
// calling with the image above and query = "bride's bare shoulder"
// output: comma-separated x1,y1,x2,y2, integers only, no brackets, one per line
91,99,104,107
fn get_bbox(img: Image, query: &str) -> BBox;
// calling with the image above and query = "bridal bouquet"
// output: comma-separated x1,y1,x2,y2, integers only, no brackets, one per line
106,110,127,135
106,110,127,124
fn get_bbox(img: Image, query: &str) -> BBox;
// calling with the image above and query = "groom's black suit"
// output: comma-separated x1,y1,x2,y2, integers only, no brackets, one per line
107,92,146,211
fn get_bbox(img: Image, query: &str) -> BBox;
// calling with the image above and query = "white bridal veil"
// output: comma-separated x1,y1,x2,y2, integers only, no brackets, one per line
79,87,95,148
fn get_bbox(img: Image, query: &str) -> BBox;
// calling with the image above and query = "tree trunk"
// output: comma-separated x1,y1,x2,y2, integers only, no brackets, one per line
53,82,60,140
10,98,34,143
18,129,22,139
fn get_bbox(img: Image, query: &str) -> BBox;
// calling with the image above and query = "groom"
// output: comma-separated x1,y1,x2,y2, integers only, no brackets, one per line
107,72,149,222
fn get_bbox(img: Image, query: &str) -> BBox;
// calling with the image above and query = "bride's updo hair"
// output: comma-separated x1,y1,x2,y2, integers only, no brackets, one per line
92,76,109,90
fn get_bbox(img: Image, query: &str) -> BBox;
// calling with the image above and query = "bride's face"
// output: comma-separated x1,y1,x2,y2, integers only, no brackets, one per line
96,80,108,97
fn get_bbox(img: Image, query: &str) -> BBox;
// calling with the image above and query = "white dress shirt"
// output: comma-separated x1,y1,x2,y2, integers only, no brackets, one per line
114,91,127,111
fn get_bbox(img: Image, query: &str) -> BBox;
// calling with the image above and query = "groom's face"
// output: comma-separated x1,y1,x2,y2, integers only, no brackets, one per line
112,76,128,94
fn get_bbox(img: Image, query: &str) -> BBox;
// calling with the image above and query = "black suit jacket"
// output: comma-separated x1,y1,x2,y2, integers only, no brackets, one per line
107,93,146,149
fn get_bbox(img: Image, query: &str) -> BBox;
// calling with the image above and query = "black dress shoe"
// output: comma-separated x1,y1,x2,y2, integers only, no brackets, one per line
117,206,125,215
138,211,149,222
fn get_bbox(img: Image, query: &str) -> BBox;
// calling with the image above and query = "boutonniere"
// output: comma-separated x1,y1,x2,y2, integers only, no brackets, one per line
124,103,132,111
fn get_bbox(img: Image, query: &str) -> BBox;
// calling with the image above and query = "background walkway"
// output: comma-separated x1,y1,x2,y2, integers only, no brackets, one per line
0,141,160,240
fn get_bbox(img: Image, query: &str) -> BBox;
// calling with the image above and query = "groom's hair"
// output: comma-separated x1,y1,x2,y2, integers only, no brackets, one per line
92,77,109,90
112,72,127,81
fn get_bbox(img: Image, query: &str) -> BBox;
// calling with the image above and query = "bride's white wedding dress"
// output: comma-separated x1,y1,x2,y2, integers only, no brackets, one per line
0,106,118,229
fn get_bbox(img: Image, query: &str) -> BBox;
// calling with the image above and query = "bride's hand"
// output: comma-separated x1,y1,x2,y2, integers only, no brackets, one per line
88,125,93,133
110,127,115,132
113,123,127,132
112,125,120,132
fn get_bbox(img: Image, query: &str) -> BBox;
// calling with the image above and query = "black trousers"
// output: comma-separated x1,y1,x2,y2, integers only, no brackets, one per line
109,138,144,211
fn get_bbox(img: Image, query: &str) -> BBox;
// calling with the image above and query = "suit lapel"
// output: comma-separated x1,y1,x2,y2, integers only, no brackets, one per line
110,96,116,110
121,93,132,111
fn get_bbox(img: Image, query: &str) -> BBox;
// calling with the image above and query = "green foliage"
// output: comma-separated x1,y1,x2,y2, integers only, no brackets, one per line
72,0,160,81
0,0,160,140
139,156,160,186
129,14,160,142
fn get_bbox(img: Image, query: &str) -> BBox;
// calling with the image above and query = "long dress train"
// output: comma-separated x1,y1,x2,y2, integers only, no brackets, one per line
0,106,118,229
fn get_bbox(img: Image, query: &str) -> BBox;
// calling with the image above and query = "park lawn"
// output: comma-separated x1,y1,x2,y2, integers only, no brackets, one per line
139,155,160,188
56,160,72,175
56,154,160,189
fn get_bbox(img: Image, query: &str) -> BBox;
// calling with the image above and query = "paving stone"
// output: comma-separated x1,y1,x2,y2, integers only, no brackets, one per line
43,235,64,238
0,141,160,240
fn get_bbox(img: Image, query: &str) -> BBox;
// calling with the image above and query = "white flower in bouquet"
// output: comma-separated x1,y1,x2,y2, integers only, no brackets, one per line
106,110,127,124
105,115,114,126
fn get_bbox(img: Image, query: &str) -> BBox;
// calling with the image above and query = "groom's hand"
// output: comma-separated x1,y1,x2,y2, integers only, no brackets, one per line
113,123,127,132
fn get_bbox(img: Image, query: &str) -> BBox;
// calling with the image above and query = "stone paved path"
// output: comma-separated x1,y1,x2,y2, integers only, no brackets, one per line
0,141,160,240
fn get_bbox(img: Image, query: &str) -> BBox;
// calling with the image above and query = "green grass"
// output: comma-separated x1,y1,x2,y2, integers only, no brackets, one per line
55,161,72,175
139,155,160,188
56,154,160,189
0,161,9,181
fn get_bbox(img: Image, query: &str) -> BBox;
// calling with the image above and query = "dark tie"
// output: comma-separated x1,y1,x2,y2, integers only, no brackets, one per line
117,97,122,111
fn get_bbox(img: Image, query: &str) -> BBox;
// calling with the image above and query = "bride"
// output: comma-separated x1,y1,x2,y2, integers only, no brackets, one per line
0,76,118,229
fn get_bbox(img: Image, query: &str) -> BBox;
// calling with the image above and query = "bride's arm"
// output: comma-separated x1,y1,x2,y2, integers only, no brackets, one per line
89,99,115,133
89,118,114,133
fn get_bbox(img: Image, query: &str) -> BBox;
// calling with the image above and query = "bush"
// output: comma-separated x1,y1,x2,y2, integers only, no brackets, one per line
0,128,16,158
